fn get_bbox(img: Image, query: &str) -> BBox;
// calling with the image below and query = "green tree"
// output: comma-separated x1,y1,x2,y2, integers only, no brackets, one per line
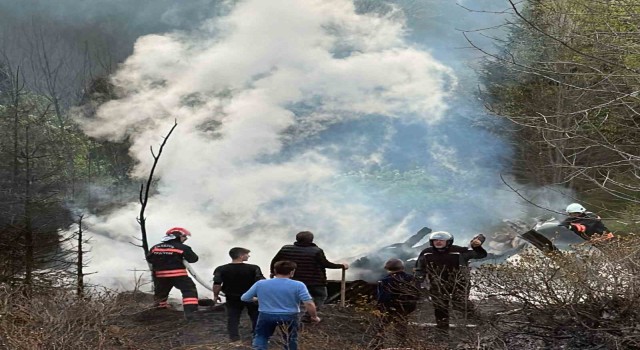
475,0,640,224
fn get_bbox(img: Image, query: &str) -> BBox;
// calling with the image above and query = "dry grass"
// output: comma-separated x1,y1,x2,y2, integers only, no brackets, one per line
475,234,640,349
0,285,449,350
0,286,146,349
4,236,638,349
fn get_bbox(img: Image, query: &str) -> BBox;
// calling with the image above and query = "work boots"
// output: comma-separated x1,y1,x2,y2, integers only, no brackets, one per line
184,310,197,322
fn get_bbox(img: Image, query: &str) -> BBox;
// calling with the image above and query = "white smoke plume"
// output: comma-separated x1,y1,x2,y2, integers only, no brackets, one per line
76,0,458,290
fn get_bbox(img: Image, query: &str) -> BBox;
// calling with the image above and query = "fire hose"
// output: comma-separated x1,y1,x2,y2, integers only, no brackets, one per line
184,260,213,291
148,262,213,291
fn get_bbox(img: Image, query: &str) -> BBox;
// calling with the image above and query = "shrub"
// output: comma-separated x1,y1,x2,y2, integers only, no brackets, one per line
476,234,640,349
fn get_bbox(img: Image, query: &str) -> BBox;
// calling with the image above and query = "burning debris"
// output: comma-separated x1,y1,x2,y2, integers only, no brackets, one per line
349,227,432,281
484,220,529,256
347,217,586,282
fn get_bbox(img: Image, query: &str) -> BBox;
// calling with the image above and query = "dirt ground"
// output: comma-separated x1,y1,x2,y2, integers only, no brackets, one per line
109,290,623,350
107,292,488,350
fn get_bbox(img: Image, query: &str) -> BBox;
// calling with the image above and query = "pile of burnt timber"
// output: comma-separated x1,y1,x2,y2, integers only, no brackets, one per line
325,279,377,304
349,227,432,281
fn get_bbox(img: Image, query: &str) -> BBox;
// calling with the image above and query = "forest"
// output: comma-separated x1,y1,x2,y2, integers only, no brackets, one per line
0,0,639,349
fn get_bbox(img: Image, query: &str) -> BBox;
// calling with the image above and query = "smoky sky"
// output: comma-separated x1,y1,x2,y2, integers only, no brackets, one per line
0,0,508,99
3,0,545,289
0,0,226,107
0,0,222,33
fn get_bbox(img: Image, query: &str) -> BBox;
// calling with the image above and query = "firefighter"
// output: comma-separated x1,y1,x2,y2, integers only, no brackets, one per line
146,227,199,321
559,203,612,241
414,231,486,334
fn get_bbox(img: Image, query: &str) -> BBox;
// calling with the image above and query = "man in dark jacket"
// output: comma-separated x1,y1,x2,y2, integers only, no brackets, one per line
414,231,486,332
270,231,348,321
370,258,421,350
560,203,612,241
213,247,265,342
146,227,199,320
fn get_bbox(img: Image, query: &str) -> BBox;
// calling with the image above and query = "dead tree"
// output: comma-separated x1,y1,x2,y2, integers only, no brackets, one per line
136,121,178,257
9,66,26,187
76,214,85,297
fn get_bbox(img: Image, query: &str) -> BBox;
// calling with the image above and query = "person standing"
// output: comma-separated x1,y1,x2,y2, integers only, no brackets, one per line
270,231,348,321
146,227,199,321
241,261,320,350
213,247,265,342
414,231,486,333
369,258,421,350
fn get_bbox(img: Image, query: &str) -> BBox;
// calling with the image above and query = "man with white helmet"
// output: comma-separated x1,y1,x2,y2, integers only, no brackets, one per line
414,231,486,333
560,203,611,240
147,227,200,321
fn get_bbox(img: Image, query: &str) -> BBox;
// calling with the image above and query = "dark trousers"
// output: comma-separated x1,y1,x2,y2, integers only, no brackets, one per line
369,302,417,350
253,312,299,350
225,297,259,341
430,285,476,330
307,285,328,308
154,276,199,318
300,285,327,322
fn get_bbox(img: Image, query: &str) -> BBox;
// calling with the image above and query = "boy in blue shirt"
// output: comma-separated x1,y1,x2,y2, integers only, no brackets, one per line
241,261,320,350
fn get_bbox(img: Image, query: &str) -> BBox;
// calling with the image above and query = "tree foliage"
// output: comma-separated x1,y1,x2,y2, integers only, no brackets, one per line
477,0,640,221
0,59,134,288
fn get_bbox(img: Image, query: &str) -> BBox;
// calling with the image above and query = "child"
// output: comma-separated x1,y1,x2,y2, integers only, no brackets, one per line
369,258,421,350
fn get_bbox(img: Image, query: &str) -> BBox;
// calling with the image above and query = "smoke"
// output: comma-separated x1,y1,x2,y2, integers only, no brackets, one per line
0,0,225,108
68,0,553,290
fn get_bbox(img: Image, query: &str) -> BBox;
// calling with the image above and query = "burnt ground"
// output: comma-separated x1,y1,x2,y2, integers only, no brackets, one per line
108,289,615,349
106,292,504,350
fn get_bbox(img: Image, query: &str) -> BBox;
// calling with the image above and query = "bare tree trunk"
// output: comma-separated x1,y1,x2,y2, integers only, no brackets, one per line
552,79,567,185
23,123,33,290
137,121,178,257
77,215,84,298
137,121,178,292
11,67,23,188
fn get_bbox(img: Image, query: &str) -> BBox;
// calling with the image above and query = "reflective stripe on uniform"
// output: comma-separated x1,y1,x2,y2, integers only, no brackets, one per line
570,223,587,232
151,248,184,254
183,297,199,305
155,269,188,277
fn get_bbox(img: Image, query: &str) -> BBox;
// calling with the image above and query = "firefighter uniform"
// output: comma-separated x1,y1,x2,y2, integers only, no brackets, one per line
415,242,487,330
146,237,199,319
560,212,610,240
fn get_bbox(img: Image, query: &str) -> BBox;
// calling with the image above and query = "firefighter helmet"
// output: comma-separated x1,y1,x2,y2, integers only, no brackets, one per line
565,203,586,214
429,231,454,249
165,227,192,237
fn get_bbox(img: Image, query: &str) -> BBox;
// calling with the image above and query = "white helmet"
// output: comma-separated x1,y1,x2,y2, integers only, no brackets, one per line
429,231,454,249
565,203,586,214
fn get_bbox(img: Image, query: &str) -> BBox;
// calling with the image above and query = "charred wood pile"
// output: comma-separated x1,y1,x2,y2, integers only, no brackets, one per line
325,279,376,305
